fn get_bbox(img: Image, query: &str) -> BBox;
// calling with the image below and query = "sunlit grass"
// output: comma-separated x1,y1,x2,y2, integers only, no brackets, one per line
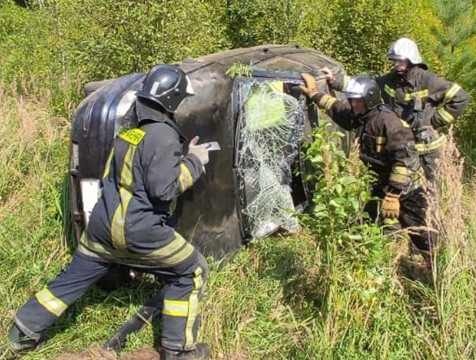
0,88,475,360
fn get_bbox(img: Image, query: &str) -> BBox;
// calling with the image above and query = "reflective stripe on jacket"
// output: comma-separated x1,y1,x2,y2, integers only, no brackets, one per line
376,66,469,129
312,93,422,193
332,67,469,154
83,112,203,264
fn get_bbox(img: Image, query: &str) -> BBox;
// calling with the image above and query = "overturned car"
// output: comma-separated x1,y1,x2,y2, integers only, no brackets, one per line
69,44,347,260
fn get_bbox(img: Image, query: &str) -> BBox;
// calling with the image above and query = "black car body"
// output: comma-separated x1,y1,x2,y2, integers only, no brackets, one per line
70,44,347,260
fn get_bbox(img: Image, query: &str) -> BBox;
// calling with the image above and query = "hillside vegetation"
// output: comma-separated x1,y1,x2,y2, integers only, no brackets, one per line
0,0,475,359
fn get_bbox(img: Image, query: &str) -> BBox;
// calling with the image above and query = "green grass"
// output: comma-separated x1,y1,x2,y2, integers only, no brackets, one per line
0,89,476,360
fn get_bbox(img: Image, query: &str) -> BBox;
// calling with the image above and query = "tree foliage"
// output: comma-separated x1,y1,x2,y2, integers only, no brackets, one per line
0,0,474,163
429,0,476,168
0,0,422,101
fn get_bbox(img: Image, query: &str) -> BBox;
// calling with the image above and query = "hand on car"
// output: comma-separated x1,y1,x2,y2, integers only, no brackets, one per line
321,67,335,85
300,73,318,98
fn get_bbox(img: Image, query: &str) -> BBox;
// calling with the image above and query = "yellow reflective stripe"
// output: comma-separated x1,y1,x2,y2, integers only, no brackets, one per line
163,300,189,317
415,134,446,153
36,288,67,317
443,83,461,104
194,267,203,276
418,89,429,98
150,233,187,258
389,173,409,184
392,166,410,175
383,218,399,225
390,166,411,184
400,120,410,128
437,107,454,123
384,84,395,97
412,168,425,187
77,242,106,260
318,94,337,111
178,163,194,192
161,242,195,267
111,145,136,250
170,198,177,214
111,188,133,250
405,89,429,101
375,136,386,152
193,267,204,289
185,267,204,349
102,149,114,179
80,230,194,266
121,146,136,188
375,136,386,145
80,232,111,256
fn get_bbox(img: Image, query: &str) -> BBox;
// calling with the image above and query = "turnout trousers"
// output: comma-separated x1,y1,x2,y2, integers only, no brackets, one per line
13,238,208,352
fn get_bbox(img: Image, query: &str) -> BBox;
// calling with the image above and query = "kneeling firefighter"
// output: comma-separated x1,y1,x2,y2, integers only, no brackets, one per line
9,65,212,360
300,73,437,265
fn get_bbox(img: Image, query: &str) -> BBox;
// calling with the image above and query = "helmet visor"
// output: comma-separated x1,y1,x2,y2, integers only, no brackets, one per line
342,78,365,99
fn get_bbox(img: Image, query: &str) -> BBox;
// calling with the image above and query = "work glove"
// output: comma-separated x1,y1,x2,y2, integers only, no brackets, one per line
381,192,400,219
300,73,318,98
188,136,210,166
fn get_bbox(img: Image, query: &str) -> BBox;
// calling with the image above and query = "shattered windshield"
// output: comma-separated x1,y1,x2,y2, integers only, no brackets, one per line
237,80,305,238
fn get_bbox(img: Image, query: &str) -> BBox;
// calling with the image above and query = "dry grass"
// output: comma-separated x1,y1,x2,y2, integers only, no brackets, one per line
0,84,70,212
0,87,475,359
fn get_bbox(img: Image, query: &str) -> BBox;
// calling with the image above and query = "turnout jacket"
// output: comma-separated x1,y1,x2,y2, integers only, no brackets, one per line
312,93,422,193
334,67,469,153
79,103,204,266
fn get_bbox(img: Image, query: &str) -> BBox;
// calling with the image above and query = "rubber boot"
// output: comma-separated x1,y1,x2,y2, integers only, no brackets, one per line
159,343,210,360
8,323,41,352
104,305,159,352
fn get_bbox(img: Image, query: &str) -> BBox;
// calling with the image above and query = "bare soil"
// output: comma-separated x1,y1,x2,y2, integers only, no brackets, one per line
52,346,249,360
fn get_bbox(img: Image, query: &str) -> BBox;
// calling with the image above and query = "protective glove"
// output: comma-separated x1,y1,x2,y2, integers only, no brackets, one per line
381,192,400,219
188,136,210,166
300,73,318,98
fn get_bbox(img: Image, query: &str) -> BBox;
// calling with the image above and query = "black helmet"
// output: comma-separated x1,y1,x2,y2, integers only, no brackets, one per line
136,64,194,113
342,75,383,110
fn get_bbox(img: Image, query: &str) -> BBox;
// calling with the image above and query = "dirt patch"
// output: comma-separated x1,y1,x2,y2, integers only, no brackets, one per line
121,348,160,360
216,355,249,360
52,347,160,360
53,346,117,360
52,346,247,360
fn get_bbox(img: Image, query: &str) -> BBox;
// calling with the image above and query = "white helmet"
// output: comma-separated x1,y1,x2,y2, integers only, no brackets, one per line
387,38,424,66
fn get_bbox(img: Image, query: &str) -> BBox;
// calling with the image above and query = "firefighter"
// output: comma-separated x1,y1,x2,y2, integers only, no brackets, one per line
300,73,436,262
8,65,211,360
322,38,469,181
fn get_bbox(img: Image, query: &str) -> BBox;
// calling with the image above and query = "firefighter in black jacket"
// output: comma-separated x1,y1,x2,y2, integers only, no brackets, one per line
9,65,211,360
324,38,469,181
300,74,435,261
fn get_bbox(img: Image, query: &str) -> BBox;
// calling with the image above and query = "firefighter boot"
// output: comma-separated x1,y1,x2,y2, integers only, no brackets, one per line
159,343,210,360
8,323,41,352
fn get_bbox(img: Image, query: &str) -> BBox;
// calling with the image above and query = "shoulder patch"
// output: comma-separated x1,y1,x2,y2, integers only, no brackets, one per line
400,119,410,128
118,127,145,146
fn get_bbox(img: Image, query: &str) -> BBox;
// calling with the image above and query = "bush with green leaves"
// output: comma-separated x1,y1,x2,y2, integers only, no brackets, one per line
294,122,433,358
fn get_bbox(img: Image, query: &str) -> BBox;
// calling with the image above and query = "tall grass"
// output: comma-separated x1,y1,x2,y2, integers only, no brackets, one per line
0,91,475,360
